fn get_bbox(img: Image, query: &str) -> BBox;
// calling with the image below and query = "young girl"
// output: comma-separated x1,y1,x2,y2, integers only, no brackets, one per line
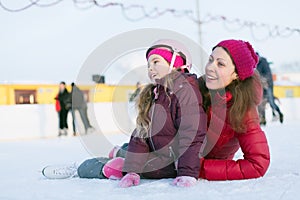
197,39,270,180
118,39,207,187
42,39,207,187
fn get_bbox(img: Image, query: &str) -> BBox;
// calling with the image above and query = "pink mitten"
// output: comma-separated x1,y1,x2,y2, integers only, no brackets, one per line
173,176,197,187
118,172,140,188
108,146,121,159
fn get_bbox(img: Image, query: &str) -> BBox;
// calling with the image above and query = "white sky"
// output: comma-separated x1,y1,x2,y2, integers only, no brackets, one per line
0,0,299,84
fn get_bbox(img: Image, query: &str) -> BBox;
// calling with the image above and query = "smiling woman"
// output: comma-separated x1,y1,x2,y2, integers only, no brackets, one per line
198,39,270,180
205,47,238,90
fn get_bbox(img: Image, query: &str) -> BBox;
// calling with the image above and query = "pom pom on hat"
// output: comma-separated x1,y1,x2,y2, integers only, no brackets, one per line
215,39,259,80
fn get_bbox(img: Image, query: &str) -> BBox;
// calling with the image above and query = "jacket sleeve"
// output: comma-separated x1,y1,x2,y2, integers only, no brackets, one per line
200,107,270,180
122,129,150,174
175,81,207,178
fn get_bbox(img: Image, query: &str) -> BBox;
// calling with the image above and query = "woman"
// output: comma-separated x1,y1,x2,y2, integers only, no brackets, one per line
197,39,270,180
55,81,71,136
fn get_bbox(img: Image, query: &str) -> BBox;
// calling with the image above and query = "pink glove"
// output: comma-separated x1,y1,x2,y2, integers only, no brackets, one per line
108,145,121,159
173,176,197,187
118,172,140,188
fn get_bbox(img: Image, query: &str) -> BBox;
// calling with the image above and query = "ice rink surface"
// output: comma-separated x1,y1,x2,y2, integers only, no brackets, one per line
1,98,299,200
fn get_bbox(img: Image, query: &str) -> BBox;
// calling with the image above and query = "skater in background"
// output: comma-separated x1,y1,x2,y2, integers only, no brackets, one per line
129,81,142,102
43,39,207,188
196,39,270,180
70,82,94,135
256,53,284,125
55,81,71,136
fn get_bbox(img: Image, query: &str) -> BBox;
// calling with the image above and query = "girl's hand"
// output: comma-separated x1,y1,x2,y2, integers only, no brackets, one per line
118,172,140,188
173,176,197,187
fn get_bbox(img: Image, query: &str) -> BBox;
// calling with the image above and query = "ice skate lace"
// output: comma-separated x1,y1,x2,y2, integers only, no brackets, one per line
53,163,77,177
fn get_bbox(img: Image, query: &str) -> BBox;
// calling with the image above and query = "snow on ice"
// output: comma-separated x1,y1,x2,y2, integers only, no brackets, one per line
0,98,299,200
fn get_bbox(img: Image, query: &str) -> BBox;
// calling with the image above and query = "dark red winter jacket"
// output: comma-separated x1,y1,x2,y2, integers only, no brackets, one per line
123,73,207,179
199,90,270,180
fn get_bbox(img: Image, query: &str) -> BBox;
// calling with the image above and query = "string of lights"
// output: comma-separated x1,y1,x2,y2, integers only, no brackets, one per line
1,0,299,40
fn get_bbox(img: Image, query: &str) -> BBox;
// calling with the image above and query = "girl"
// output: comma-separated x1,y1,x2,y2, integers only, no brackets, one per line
42,39,207,188
118,39,206,187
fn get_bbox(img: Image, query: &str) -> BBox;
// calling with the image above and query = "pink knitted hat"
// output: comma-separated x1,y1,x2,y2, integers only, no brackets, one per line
215,39,259,80
146,48,185,68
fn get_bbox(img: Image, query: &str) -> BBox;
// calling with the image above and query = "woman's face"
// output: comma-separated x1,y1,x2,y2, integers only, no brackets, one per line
205,47,238,90
147,54,170,81
59,83,65,92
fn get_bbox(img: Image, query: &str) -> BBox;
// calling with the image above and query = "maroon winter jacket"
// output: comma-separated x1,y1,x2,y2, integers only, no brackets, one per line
123,73,207,179
199,90,270,180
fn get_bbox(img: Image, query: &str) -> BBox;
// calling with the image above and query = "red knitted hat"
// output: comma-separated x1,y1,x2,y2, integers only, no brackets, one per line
215,39,259,80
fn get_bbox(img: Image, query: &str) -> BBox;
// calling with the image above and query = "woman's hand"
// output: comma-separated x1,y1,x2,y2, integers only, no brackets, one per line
118,172,140,188
173,176,197,187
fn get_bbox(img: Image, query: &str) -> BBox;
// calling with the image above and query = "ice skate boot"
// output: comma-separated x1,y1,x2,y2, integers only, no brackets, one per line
279,113,284,123
42,163,78,179
58,129,64,137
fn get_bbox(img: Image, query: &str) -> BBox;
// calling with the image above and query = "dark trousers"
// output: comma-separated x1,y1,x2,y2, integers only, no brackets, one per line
59,109,69,129
266,87,282,115
258,87,283,124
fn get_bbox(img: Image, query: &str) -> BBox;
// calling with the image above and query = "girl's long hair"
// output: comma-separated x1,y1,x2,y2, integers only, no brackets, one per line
198,70,262,133
135,83,155,138
135,70,179,138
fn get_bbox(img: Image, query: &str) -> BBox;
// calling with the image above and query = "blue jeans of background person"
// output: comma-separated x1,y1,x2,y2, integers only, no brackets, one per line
266,87,282,116
266,87,283,123
72,107,92,134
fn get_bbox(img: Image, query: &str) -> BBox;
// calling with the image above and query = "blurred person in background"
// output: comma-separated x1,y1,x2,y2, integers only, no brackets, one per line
256,53,284,125
129,81,142,102
55,81,71,136
70,82,94,135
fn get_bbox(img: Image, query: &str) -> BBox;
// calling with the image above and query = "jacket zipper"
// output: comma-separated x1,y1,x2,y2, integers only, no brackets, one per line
169,146,178,170
148,102,156,151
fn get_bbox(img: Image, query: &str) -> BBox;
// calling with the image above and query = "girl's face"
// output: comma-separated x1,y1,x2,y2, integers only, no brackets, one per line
147,54,170,81
205,47,238,90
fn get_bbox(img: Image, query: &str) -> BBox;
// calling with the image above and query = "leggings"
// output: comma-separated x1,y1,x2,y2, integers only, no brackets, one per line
77,143,128,179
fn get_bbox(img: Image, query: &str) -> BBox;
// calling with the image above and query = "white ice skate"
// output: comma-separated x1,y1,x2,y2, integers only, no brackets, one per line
42,163,78,179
